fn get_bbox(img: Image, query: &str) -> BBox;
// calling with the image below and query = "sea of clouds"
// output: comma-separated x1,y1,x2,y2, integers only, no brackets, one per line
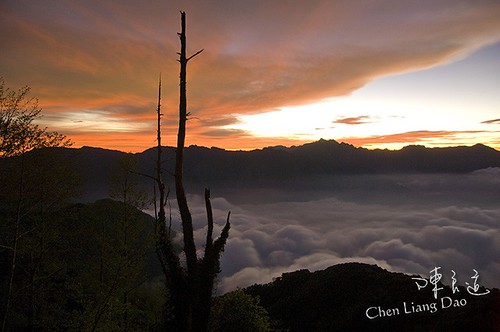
172,168,500,294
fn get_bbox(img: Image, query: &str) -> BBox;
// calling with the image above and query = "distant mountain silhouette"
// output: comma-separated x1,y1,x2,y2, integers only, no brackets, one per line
142,140,500,183
4,140,499,201
143,139,500,179
244,262,500,331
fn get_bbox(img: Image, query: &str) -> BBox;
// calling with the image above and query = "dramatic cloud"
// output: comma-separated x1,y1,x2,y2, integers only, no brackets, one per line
166,169,500,294
1,0,500,150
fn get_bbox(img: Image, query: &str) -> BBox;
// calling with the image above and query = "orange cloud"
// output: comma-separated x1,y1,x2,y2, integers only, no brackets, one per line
340,130,498,149
2,1,500,151
334,116,373,125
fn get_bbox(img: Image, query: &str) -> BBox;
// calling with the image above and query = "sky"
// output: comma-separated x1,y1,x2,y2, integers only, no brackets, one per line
1,0,500,152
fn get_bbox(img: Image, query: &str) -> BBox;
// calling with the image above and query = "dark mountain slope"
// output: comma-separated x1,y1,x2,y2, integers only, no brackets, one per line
4,140,499,201
0,199,165,330
245,263,500,331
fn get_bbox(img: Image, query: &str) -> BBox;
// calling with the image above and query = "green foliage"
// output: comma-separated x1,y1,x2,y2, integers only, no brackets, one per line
0,79,76,331
0,147,80,331
58,199,162,331
0,199,165,331
208,289,271,332
0,91,166,330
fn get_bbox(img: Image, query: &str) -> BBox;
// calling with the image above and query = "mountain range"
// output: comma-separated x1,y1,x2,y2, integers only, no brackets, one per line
4,139,499,202
57,140,500,198
3,141,499,330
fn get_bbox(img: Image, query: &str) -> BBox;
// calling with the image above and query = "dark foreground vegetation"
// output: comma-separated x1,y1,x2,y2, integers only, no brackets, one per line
0,197,165,330
3,206,499,331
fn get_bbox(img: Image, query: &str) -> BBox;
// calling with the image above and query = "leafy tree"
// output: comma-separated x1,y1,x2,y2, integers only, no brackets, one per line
106,154,161,330
61,199,159,331
208,289,271,332
0,79,74,331
0,78,70,158
0,197,165,331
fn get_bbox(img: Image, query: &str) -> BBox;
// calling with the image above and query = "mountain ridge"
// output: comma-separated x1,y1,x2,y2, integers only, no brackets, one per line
137,139,499,154
4,139,499,202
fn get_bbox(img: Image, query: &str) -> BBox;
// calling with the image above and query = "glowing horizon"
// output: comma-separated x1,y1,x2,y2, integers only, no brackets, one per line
2,0,499,153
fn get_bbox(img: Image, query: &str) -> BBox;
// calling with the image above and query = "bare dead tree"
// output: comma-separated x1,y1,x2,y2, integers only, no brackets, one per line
153,11,230,331
152,74,187,331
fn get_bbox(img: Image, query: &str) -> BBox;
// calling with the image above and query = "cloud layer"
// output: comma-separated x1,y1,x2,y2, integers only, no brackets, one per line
167,170,500,294
2,0,500,150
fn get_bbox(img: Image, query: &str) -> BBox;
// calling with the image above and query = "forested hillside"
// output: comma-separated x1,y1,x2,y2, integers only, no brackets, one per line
0,198,165,330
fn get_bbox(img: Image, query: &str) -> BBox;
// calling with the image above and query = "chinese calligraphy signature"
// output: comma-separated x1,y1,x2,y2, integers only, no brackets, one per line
412,267,490,299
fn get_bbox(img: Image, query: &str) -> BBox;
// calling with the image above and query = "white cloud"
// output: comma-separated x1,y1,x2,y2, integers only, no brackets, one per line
171,171,500,294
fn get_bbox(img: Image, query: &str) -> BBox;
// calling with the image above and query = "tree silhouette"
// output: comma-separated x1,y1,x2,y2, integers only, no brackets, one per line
209,289,271,332
0,78,70,158
154,12,230,331
0,79,74,331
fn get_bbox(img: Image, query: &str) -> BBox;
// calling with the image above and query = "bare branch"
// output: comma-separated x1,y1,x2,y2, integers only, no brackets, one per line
187,49,204,62
128,169,156,181
213,212,231,257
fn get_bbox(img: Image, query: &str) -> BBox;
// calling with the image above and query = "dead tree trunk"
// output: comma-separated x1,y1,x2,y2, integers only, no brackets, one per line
175,14,199,329
152,75,188,332
152,12,230,331
169,11,230,331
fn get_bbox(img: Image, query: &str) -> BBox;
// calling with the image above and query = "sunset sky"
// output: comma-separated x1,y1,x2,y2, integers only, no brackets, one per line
1,0,500,152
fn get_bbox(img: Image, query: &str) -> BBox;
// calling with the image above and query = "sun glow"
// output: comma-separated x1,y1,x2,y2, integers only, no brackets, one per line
4,2,498,153
40,110,152,133
225,95,442,143
222,64,500,151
